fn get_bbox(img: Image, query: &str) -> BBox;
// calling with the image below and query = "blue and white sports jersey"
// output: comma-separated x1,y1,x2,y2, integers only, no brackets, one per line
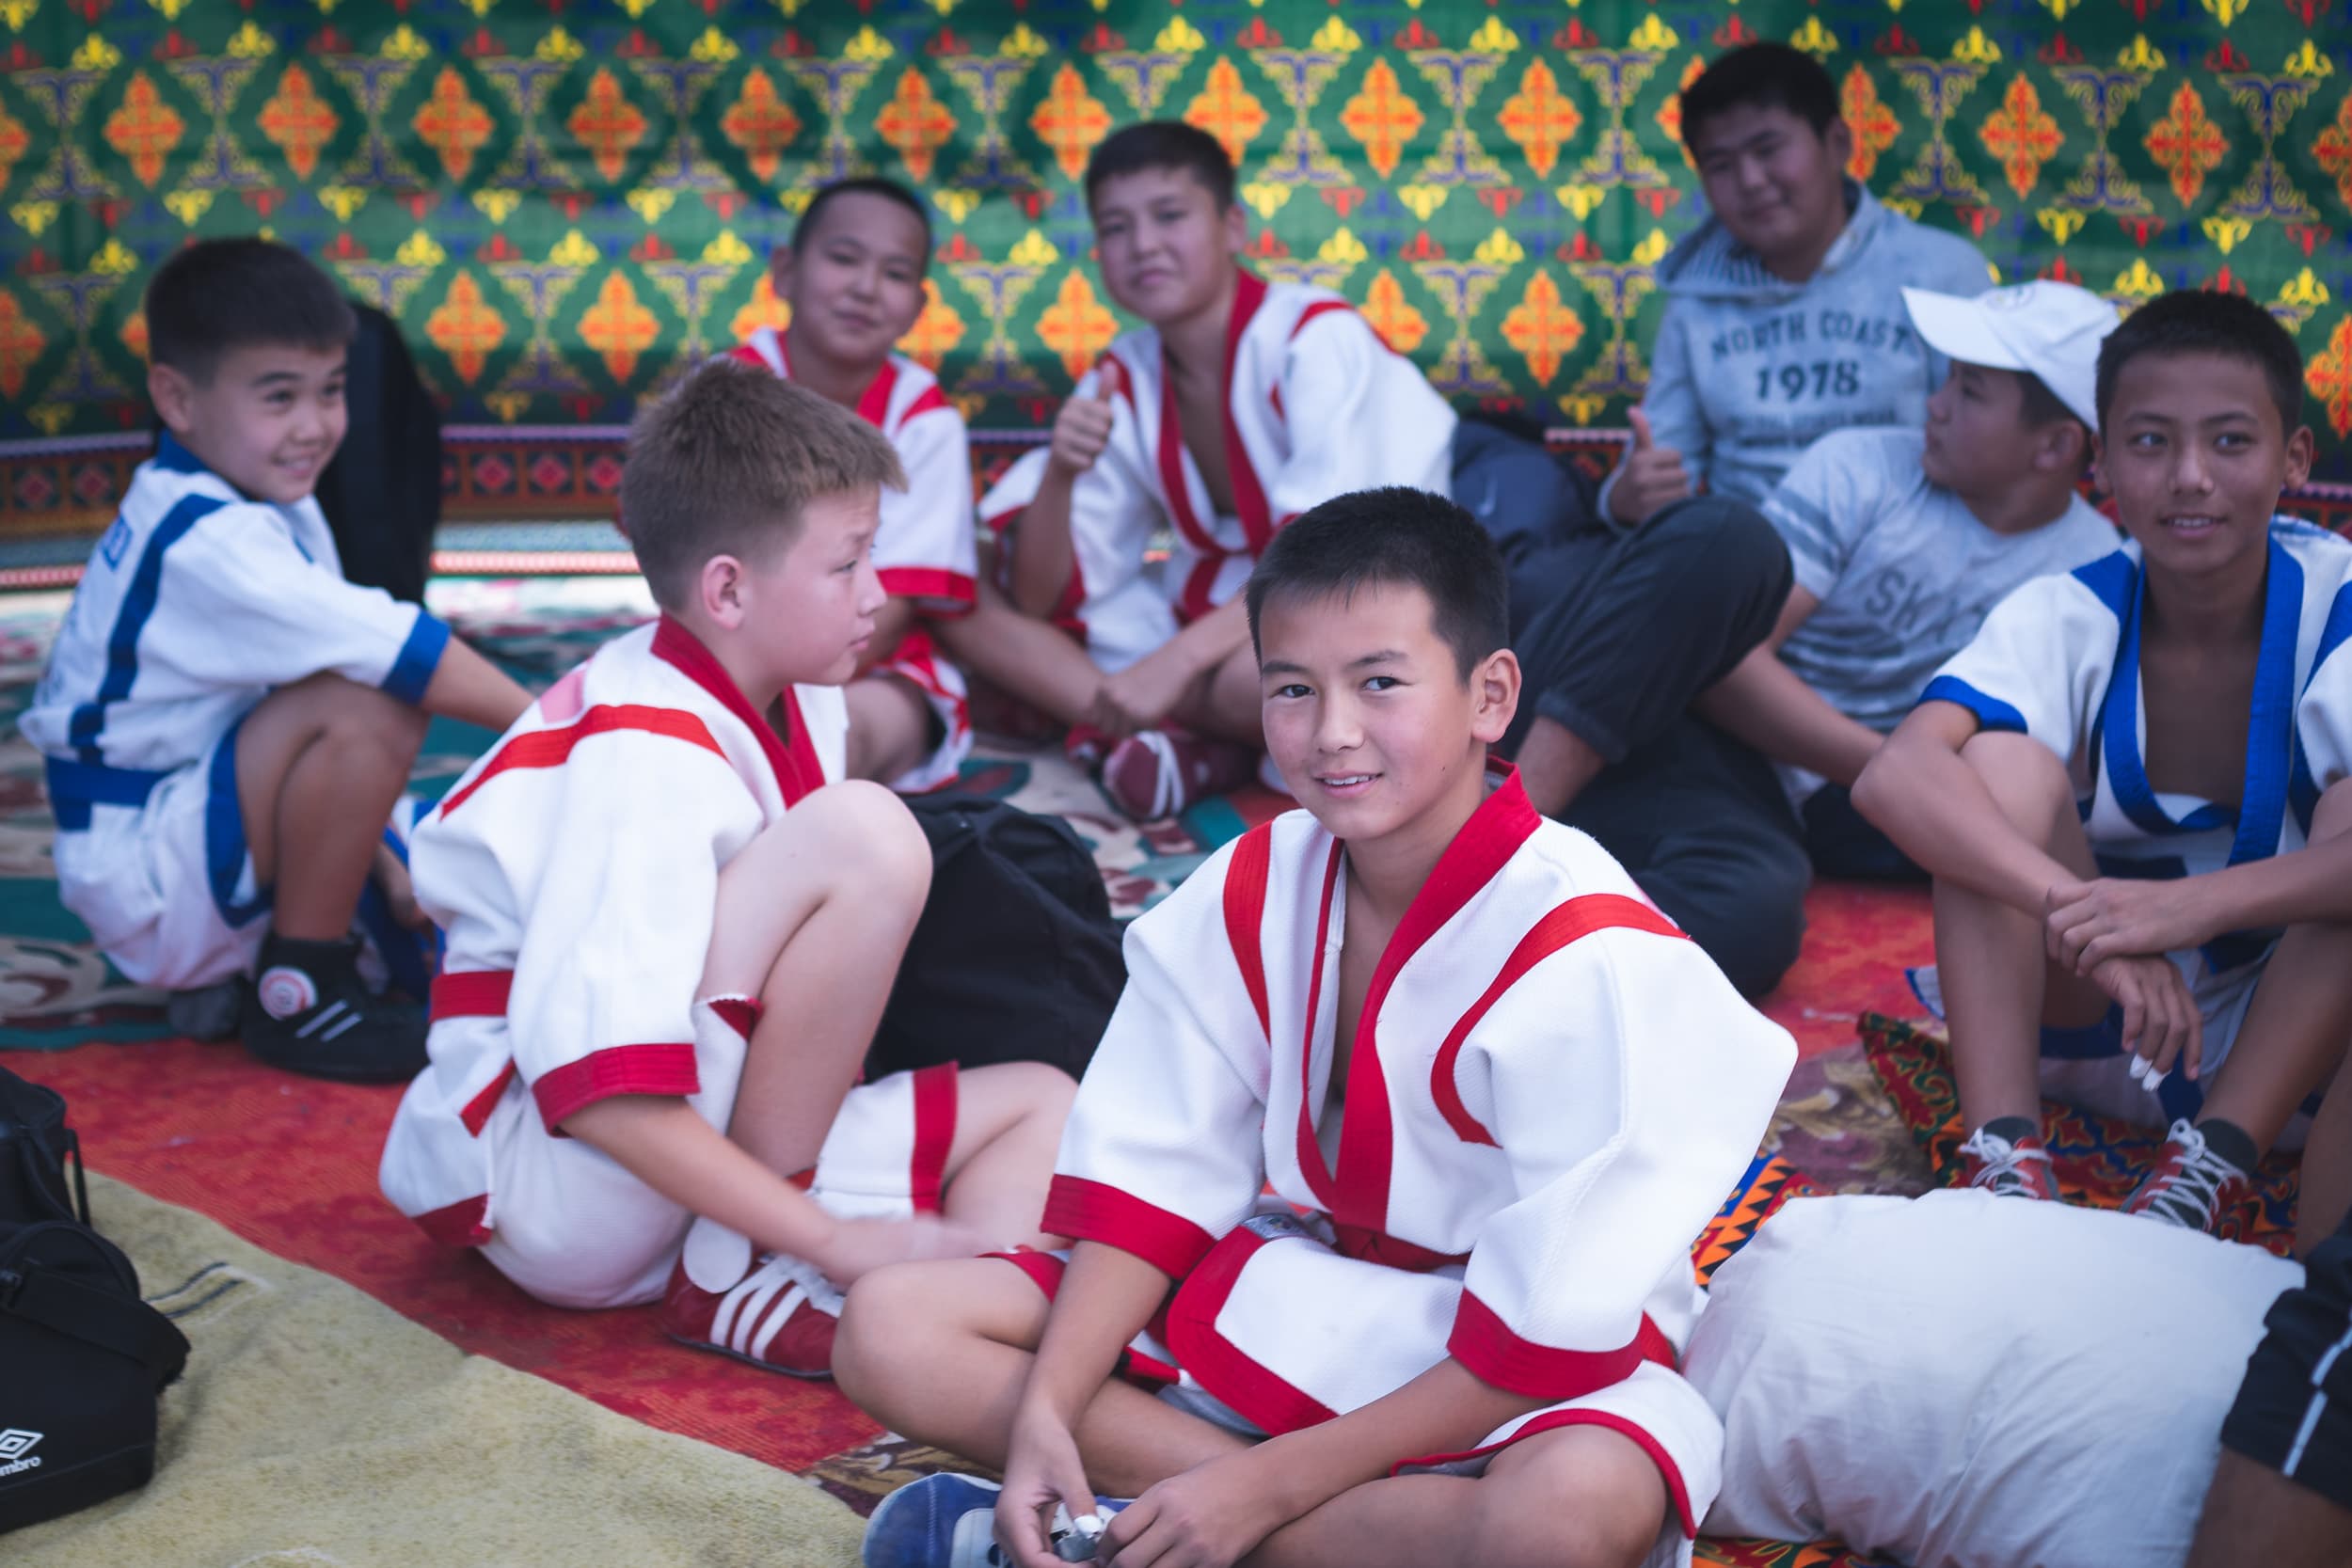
22,431,449,823
1922,517,2352,990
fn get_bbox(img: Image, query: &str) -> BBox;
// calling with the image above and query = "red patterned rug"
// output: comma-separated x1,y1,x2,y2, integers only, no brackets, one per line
1860,1011,2303,1256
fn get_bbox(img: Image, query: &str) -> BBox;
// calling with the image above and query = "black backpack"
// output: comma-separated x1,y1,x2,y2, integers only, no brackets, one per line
314,300,443,606
867,795,1126,1085
0,1067,190,1535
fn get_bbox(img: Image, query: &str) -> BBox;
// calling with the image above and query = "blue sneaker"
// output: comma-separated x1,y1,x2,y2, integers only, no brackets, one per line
863,1474,1130,1568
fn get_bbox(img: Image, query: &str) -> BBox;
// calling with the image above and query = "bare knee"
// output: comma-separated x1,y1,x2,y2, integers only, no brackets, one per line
286,672,430,757
2312,779,2352,842
1466,1429,1669,1568
804,780,930,901
834,1257,1003,1417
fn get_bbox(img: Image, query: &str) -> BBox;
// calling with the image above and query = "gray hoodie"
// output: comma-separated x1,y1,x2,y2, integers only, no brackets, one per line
1602,181,1990,515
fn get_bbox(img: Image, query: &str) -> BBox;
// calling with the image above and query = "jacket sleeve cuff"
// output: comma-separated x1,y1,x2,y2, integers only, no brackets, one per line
1447,1288,1646,1402
531,1042,701,1133
1042,1175,1216,1279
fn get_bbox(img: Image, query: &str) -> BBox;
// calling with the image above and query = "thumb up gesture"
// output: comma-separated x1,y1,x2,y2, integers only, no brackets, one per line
1048,356,1122,479
1609,407,1692,525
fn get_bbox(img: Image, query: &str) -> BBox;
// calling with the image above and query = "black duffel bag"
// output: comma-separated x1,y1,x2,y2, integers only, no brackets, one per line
867,794,1127,1085
0,1067,189,1534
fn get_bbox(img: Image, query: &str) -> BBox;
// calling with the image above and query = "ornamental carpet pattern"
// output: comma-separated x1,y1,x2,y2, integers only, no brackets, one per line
0,0,2348,529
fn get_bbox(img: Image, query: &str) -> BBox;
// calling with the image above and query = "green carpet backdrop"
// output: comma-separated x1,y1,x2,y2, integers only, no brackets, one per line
1,0,2348,525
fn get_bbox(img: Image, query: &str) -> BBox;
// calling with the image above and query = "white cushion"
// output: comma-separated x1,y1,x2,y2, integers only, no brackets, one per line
1683,1191,2303,1568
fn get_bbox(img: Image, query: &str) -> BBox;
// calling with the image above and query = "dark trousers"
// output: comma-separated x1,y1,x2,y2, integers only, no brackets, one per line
1454,424,1810,997
2221,1205,2352,1511
1801,783,1923,882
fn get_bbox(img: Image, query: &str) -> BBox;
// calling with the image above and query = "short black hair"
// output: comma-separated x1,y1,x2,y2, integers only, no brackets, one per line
1679,42,1840,152
2095,289,2305,434
1085,121,1235,212
1246,486,1507,682
788,176,933,261
145,237,357,384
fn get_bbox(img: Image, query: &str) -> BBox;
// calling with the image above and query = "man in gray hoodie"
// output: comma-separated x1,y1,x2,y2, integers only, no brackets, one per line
1496,40,1992,999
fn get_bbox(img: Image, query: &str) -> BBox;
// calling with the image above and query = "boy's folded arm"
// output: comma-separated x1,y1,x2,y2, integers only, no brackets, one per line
1852,701,2077,910
1019,1239,1177,1427
1007,463,1083,619
2127,777,2352,939
1695,644,1883,785
1458,929,1793,1402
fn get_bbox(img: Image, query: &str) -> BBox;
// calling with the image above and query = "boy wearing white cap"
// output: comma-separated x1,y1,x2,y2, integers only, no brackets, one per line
1695,279,2122,877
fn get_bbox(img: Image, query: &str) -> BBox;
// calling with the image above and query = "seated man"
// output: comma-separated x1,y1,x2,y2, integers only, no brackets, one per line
1695,280,2123,878
945,120,1457,822
839,487,1794,1568
1855,291,2352,1232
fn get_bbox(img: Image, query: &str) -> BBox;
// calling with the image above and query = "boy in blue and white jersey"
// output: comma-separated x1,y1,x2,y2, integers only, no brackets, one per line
1857,290,2352,1234
21,238,531,1082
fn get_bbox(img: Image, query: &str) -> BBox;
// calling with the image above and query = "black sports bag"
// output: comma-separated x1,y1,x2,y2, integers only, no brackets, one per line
867,794,1127,1085
0,1067,189,1534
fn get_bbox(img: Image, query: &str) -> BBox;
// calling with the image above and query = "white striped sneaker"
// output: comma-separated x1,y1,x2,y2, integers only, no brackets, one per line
656,1250,845,1379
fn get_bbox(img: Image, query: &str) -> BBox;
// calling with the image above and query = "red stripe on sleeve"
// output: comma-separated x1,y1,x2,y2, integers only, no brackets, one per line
1447,1288,1672,1403
531,1042,702,1133
440,705,726,817
1430,893,1687,1146
1041,1176,1216,1279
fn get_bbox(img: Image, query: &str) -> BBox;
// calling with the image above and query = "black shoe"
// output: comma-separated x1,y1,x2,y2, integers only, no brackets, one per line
241,934,427,1084
165,979,244,1041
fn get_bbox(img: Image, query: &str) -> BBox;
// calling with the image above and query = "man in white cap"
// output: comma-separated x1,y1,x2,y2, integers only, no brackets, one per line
1691,278,2123,877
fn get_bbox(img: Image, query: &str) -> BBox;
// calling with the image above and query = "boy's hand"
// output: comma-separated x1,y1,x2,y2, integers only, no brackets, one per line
2088,952,2204,1084
1090,644,1196,737
2046,877,2221,974
1099,1449,1292,1568
1048,359,1124,478
1608,408,1692,525
996,1404,1096,1568
812,1215,988,1286
371,842,432,931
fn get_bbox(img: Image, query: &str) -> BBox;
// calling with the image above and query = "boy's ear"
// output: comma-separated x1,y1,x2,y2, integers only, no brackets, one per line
2284,422,2316,492
147,361,197,436
768,245,796,297
1821,118,1854,171
1470,647,1521,748
2034,419,2089,477
1221,197,1248,256
697,552,750,629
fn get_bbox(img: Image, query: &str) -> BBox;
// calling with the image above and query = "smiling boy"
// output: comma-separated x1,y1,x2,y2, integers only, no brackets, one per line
948,122,1458,821
1855,291,2352,1232
1603,41,1989,527
841,487,1793,1568
23,237,532,1081
734,177,979,791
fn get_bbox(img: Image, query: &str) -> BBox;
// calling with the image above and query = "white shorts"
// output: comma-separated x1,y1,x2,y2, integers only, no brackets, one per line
873,627,974,794
997,1212,1715,1568
54,725,269,990
479,1042,960,1311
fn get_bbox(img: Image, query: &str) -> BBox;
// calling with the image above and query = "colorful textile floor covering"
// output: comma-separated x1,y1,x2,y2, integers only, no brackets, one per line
1859,1012,2304,1256
0,579,1939,1566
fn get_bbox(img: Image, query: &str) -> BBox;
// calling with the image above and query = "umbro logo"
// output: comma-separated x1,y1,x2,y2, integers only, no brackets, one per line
0,1428,41,1477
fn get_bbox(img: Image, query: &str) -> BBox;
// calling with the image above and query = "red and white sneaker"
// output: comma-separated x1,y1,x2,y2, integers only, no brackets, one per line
656,1251,845,1379
1099,729,1256,821
2122,1118,2252,1235
1956,1124,2058,1200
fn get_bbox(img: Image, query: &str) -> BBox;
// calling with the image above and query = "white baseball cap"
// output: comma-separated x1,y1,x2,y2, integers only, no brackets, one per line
1901,280,2122,428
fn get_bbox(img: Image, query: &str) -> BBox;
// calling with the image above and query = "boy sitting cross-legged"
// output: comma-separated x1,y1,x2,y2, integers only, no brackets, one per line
22,236,533,1082
842,487,1795,1568
379,361,1073,1374
734,175,980,792
942,121,1459,821
1855,291,2352,1232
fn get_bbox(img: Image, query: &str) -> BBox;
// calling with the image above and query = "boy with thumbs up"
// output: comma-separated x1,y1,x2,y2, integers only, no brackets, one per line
947,122,1458,822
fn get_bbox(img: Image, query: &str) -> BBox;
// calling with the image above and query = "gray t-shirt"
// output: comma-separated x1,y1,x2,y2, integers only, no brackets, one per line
1762,428,2118,790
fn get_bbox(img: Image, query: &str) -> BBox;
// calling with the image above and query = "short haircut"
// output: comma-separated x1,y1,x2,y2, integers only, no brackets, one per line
788,176,933,262
622,358,905,610
145,237,357,384
1679,42,1840,152
2094,290,2305,434
1085,120,1235,212
1246,486,1508,682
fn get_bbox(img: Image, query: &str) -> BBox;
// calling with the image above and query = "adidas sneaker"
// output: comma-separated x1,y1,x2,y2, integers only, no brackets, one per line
863,1473,1131,1568
240,933,426,1084
1099,729,1256,822
656,1251,843,1379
